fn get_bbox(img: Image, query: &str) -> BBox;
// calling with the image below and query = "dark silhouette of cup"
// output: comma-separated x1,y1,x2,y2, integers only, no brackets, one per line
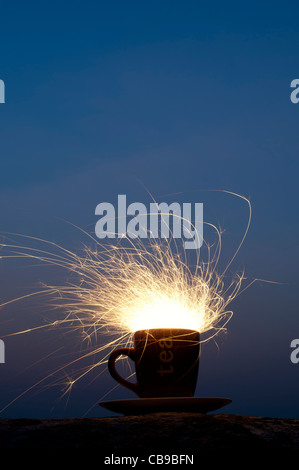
108,328,200,398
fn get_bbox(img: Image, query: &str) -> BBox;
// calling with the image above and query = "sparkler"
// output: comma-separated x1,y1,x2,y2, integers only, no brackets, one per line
0,190,255,412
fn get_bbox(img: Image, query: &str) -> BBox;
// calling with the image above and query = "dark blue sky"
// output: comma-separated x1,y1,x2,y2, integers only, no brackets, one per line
0,1,298,419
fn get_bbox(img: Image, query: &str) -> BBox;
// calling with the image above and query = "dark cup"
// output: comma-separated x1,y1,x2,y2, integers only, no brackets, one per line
108,328,200,398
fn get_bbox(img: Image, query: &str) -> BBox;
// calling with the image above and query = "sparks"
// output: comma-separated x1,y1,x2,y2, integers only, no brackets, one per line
0,190,255,411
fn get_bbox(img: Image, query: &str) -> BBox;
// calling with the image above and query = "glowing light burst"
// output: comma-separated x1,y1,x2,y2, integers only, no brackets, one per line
0,191,255,410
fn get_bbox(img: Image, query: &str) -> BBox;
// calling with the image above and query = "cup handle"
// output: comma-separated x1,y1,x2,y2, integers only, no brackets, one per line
108,347,139,395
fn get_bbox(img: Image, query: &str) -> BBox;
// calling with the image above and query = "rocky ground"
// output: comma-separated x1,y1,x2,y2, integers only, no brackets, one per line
0,412,299,460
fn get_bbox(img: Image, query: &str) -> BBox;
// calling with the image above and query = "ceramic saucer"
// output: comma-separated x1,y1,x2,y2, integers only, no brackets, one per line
99,396,231,415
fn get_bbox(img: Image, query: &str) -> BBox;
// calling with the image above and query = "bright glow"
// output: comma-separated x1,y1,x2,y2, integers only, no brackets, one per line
130,297,202,331
110,242,233,335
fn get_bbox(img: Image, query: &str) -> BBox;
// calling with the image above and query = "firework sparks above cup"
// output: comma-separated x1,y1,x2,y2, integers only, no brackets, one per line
0,191,261,410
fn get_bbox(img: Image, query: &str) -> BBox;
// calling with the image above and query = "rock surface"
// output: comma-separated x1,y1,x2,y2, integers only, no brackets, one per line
0,412,298,457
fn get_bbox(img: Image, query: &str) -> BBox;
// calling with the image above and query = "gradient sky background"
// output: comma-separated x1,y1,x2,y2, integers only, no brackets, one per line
0,1,298,419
